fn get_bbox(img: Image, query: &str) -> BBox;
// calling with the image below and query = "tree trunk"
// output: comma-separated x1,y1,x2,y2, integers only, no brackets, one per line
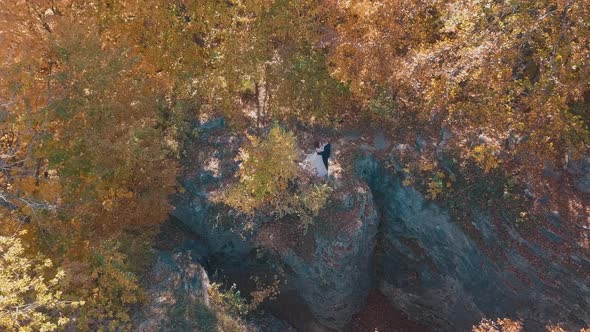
255,81,261,131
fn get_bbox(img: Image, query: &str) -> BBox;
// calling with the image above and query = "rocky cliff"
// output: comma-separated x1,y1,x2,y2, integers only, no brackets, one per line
172,164,380,329
164,119,590,331
275,180,378,327
135,246,295,332
356,155,590,331
135,249,214,332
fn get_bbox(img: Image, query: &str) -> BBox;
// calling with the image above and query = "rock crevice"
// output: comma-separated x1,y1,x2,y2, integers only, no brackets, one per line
356,155,590,331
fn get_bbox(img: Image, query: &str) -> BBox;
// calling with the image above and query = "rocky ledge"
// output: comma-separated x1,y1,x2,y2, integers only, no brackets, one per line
160,121,590,331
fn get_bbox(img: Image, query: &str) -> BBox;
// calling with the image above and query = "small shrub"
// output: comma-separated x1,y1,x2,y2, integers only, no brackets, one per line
64,242,144,330
208,283,251,317
222,125,300,214
470,145,500,173
427,171,446,199
218,125,332,229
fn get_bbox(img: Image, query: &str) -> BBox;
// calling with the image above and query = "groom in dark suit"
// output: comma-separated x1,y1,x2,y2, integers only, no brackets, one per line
317,142,331,174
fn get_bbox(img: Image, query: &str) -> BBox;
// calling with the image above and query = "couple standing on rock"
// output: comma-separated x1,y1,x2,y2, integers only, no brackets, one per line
305,140,331,177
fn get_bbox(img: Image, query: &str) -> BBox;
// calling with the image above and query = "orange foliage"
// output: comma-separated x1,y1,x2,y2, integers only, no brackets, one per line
1,2,180,328
328,0,590,168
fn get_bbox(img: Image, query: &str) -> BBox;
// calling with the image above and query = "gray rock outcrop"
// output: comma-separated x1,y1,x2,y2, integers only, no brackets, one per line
566,154,590,193
169,121,590,330
135,248,295,332
355,155,590,331
136,250,214,332
279,181,379,328
174,175,380,329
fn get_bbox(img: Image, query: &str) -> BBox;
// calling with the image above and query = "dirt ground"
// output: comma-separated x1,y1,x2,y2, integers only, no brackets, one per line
345,289,429,332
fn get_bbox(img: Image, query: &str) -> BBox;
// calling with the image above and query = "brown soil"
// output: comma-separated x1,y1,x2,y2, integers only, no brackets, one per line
345,289,430,332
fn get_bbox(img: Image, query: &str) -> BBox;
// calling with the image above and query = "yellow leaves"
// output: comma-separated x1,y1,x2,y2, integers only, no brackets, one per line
401,166,414,187
419,160,435,172
327,0,590,175
50,270,66,286
0,234,80,332
101,199,114,211
116,189,134,199
64,243,142,329
303,184,332,213
43,258,53,268
449,84,462,99
470,144,500,173
402,178,413,187
427,172,446,199
2,2,179,330
15,176,37,194
11,175,62,205
220,125,332,229
209,282,251,317
38,182,62,202
225,125,300,213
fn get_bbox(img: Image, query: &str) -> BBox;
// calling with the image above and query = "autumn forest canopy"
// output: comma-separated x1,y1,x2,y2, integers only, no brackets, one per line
0,0,589,330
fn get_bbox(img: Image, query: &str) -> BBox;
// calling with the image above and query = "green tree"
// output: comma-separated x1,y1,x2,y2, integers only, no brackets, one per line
220,125,331,228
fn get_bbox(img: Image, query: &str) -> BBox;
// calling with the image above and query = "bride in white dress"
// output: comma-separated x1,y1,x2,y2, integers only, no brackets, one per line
304,143,328,177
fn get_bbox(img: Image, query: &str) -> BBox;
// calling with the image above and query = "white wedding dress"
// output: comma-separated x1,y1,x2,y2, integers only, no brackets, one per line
304,148,328,177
